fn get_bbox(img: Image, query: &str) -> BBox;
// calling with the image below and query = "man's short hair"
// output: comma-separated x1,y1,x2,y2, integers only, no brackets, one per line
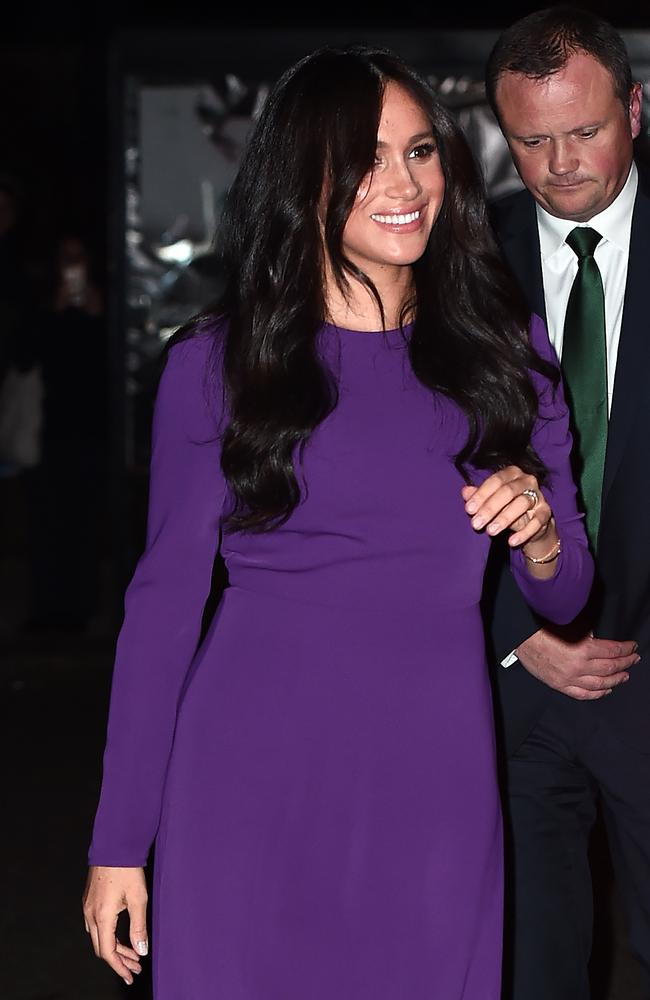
485,5,634,121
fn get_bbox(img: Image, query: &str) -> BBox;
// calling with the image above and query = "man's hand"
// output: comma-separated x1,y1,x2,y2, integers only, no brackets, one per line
516,628,640,700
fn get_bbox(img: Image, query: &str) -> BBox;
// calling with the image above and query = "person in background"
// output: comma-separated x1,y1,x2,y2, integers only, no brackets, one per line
0,174,41,475
82,43,592,998
0,174,35,377
484,7,650,998
23,230,109,631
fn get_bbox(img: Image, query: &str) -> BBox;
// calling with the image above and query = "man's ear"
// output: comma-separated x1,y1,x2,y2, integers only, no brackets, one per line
629,82,643,140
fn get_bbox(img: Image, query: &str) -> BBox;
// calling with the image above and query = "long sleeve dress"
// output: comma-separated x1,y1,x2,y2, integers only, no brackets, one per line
89,313,593,1000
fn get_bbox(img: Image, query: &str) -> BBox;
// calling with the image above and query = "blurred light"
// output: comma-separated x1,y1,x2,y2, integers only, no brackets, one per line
155,239,194,263
159,326,180,342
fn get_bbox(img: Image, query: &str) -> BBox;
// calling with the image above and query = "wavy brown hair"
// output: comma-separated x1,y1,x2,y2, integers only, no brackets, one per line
173,43,558,531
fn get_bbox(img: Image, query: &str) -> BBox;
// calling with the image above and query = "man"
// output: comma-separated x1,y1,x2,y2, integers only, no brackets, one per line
483,7,650,999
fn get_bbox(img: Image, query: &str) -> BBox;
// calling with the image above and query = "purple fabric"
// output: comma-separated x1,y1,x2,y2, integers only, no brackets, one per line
89,314,592,998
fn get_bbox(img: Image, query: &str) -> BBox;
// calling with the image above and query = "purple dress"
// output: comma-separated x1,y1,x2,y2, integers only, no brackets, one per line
89,315,592,999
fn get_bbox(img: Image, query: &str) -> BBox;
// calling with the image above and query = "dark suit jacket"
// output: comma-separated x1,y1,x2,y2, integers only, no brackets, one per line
486,165,650,755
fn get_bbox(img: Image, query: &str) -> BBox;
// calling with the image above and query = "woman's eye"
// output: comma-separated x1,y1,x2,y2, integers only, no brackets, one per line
409,142,436,159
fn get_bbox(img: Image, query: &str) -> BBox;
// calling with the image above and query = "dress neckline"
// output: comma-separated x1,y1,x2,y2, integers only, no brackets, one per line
323,321,413,338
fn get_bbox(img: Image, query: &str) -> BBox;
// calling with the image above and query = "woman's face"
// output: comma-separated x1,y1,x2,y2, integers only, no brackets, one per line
341,81,445,279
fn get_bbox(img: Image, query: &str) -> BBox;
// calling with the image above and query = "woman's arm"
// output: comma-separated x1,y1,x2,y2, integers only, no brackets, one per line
88,331,226,867
507,312,593,622
463,312,593,623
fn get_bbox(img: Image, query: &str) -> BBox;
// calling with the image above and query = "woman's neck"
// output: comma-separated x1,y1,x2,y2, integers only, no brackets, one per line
324,265,414,332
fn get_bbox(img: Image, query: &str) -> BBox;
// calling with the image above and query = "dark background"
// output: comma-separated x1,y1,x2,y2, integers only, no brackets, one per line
1,3,649,998
3,0,650,290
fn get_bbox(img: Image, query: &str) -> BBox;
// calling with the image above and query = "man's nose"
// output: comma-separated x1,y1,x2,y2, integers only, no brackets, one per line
548,140,579,175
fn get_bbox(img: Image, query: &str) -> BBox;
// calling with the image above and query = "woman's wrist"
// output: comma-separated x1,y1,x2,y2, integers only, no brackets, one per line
523,536,561,564
522,517,559,561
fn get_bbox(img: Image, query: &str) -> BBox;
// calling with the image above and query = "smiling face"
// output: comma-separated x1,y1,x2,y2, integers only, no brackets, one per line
494,50,642,223
340,81,445,282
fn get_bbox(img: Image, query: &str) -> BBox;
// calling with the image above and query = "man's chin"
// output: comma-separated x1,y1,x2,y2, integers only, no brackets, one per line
540,185,600,223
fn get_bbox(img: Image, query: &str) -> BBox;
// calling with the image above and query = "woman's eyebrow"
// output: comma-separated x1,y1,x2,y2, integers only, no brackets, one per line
376,130,435,148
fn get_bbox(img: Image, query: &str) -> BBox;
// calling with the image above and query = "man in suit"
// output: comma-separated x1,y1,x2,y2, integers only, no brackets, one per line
483,7,650,999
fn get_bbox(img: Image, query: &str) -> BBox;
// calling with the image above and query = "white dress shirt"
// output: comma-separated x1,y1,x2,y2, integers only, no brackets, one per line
501,162,637,669
536,160,637,413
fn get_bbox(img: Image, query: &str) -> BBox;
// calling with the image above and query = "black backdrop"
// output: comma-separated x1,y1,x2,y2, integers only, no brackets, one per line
3,0,650,623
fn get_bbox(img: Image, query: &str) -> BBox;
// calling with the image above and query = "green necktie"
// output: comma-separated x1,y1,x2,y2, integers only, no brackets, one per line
561,226,608,552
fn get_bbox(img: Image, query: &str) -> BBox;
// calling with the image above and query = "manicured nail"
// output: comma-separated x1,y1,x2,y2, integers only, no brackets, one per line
471,516,484,530
136,940,148,956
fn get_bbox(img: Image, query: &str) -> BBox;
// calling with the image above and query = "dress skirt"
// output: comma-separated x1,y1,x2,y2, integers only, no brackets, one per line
152,586,503,1000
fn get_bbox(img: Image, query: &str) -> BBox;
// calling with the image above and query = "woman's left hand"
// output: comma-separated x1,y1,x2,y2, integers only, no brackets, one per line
461,465,553,548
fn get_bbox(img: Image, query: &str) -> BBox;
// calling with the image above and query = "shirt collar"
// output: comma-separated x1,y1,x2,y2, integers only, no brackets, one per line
536,161,638,260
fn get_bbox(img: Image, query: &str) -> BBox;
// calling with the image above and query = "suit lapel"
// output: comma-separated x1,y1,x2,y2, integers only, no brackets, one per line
496,193,548,329
601,183,650,506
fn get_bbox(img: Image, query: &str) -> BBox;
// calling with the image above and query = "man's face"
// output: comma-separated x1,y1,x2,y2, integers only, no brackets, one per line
494,50,642,222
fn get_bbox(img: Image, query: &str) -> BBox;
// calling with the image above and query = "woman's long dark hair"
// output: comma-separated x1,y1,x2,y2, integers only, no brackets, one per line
175,44,558,532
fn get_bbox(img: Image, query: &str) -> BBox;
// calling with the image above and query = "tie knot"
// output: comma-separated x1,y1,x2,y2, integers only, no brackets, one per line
566,226,602,259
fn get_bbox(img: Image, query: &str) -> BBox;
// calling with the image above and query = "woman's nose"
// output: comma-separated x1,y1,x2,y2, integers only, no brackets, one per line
385,162,420,200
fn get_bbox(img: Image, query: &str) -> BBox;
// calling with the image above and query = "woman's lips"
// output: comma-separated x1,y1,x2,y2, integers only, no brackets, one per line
370,208,425,233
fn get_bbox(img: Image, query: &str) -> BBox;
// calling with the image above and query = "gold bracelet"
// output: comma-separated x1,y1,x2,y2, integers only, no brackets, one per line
523,537,561,564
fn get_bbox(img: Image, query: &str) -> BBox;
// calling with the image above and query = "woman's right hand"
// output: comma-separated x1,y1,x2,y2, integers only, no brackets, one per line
82,866,149,985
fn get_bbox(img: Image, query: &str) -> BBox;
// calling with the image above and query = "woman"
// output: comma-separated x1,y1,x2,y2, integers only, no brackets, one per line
83,44,592,998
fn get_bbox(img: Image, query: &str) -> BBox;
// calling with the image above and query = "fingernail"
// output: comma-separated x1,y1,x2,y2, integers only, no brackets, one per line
136,940,148,956
471,516,485,530
487,522,501,535
466,500,477,513
124,978,132,986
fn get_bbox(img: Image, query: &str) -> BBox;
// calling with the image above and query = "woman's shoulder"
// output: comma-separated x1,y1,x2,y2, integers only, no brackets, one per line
166,314,227,368
157,315,228,428
525,312,568,423
163,315,228,389
527,312,559,368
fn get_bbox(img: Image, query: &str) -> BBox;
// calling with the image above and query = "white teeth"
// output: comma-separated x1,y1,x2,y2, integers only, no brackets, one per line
371,210,421,225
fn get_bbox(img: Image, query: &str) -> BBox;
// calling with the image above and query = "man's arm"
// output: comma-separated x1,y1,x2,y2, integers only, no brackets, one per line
485,536,639,698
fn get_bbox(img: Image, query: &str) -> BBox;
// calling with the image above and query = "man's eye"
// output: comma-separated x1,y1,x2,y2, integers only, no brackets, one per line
522,139,542,149
578,130,597,139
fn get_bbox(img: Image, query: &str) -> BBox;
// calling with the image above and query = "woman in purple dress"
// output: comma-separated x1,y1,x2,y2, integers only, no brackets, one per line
83,45,593,998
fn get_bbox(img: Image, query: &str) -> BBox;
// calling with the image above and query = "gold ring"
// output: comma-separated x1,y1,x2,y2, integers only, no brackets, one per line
522,488,539,511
